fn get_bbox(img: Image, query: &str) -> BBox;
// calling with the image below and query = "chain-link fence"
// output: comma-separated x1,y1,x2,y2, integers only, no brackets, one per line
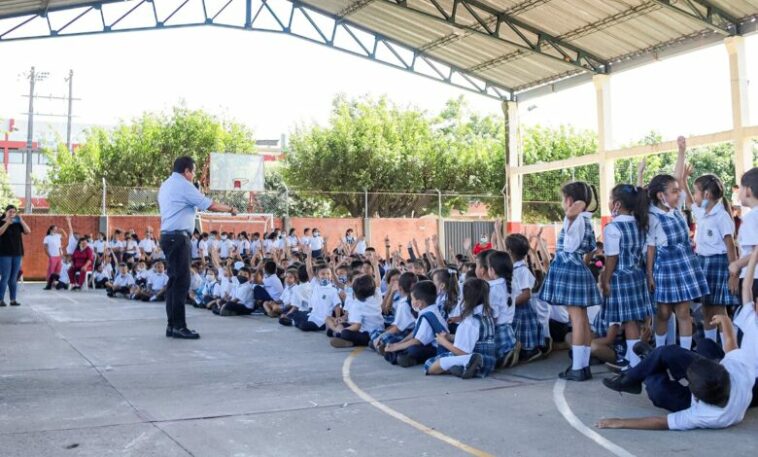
12,181,505,219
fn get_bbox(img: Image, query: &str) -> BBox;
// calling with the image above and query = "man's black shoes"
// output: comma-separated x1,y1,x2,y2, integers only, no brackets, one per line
169,327,200,339
602,374,642,394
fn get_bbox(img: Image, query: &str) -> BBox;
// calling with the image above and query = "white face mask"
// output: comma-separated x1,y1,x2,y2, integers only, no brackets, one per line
221,235,227,240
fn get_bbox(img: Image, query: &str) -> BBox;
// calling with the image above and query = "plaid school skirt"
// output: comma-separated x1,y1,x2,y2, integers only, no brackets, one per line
698,254,739,306
513,304,543,350
654,247,709,304
602,269,654,322
424,350,497,378
539,253,602,308
370,327,411,348
495,323,517,359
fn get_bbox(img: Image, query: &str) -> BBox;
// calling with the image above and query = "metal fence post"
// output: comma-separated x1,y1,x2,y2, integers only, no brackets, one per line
364,189,368,219
101,178,107,216
435,189,445,260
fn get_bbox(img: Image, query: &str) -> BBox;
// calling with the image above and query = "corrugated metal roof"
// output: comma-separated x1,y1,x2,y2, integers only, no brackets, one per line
2,0,758,98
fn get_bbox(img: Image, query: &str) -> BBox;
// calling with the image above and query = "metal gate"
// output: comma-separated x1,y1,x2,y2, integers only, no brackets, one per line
443,220,496,262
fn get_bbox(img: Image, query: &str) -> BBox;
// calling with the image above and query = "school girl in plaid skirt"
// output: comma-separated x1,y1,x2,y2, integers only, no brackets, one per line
539,181,602,382
647,173,708,351
600,184,654,368
682,172,739,344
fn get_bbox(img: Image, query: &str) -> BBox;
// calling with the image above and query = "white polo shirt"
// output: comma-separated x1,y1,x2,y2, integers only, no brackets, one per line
43,233,62,257
692,202,734,256
263,274,284,301
560,213,593,254
391,296,416,331
603,215,635,256
489,277,513,325
738,207,758,279
307,283,342,326
347,295,385,334
414,305,448,346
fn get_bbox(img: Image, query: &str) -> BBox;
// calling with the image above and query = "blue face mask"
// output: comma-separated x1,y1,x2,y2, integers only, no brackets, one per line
319,279,329,287
338,275,348,284
700,199,710,209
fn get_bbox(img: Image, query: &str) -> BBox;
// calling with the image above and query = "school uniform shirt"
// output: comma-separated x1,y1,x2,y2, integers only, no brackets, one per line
43,233,63,257
191,239,200,259
198,239,208,258
250,239,261,256
239,239,251,256
646,194,686,247
512,260,536,299
112,272,135,288
190,272,203,291
488,278,513,325
280,284,295,306
453,305,485,354
287,236,300,251
311,235,324,251
59,263,72,284
125,240,139,256
263,274,284,301
151,250,166,261
307,283,342,326
148,272,168,292
263,239,274,254
94,270,111,282
414,305,449,346
346,295,385,335
738,207,758,279
110,239,125,252
66,234,78,255
134,269,150,282
391,297,416,332
667,304,757,430
692,202,734,256
92,239,105,255
139,238,156,255
355,239,367,255
300,235,313,248
293,282,313,311
233,282,256,309
604,215,634,256
219,239,233,258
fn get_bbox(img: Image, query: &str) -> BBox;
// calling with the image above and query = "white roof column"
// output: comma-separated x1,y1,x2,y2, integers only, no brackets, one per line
725,36,752,182
503,100,523,231
594,74,614,225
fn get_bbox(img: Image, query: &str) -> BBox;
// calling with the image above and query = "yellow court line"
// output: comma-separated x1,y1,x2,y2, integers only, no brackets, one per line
341,348,495,457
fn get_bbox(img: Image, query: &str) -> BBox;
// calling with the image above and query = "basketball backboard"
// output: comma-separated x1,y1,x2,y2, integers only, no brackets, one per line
209,152,265,191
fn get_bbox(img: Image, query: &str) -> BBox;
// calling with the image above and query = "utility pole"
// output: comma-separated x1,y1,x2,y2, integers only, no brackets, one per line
23,66,49,213
66,69,74,154
24,67,36,214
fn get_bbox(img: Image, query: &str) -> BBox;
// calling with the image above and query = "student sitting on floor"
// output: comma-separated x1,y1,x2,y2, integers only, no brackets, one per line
217,267,256,316
53,255,73,290
130,261,168,302
291,264,341,332
93,262,111,289
106,263,135,298
425,278,497,379
370,272,418,355
384,280,448,367
329,275,385,348
279,266,312,326
597,248,758,430
264,267,299,318
196,268,220,308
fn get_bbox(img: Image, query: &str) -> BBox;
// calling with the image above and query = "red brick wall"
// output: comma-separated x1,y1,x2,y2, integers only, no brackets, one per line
20,215,100,280
107,215,161,235
370,217,438,257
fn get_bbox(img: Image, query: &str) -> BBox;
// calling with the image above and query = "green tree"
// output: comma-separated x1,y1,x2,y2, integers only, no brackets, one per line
284,95,505,217
44,104,257,214
0,167,18,208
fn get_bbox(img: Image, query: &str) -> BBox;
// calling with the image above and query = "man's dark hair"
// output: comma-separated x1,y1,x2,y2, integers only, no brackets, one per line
687,358,731,407
411,280,437,307
398,272,418,294
352,275,376,301
173,156,195,174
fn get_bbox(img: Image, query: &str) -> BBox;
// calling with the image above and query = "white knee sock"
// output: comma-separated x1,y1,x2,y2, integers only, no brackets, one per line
626,339,641,367
680,336,692,350
583,345,592,368
666,314,677,345
572,345,583,370
704,328,718,342
655,333,667,348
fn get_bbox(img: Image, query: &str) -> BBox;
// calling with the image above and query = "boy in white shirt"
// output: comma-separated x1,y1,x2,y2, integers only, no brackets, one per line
106,263,135,298
291,264,341,331
132,261,168,302
730,167,758,297
329,275,385,348
54,255,73,290
255,260,284,311
598,248,758,431
217,267,256,316
383,280,448,366
310,228,324,258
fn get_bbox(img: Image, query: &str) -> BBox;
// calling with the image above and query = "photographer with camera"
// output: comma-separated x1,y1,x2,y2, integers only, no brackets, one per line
0,205,30,307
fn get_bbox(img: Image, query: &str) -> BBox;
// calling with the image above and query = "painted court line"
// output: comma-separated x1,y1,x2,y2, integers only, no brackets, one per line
553,379,637,457
341,348,495,457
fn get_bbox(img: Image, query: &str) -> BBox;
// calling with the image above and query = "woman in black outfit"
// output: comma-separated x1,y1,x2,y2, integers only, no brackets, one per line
0,205,30,307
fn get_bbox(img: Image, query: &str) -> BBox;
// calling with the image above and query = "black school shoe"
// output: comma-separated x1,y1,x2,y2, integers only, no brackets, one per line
559,366,592,382
172,327,200,339
10,301,20,306
166,326,173,337
0,301,6,307
633,341,653,360
461,353,483,379
602,374,642,394
396,353,419,368
278,316,293,326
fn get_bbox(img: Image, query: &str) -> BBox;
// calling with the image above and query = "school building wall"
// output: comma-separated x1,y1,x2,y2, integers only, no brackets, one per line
18,215,560,280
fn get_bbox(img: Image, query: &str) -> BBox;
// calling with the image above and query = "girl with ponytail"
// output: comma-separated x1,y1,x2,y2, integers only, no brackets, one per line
680,144,738,343
646,136,709,352
538,180,602,381
600,184,654,369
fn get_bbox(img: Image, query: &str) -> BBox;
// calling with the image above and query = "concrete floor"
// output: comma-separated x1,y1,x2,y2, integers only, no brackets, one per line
1,284,756,457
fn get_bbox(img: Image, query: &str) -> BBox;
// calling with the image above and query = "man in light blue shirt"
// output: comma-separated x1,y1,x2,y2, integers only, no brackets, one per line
158,156,236,339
